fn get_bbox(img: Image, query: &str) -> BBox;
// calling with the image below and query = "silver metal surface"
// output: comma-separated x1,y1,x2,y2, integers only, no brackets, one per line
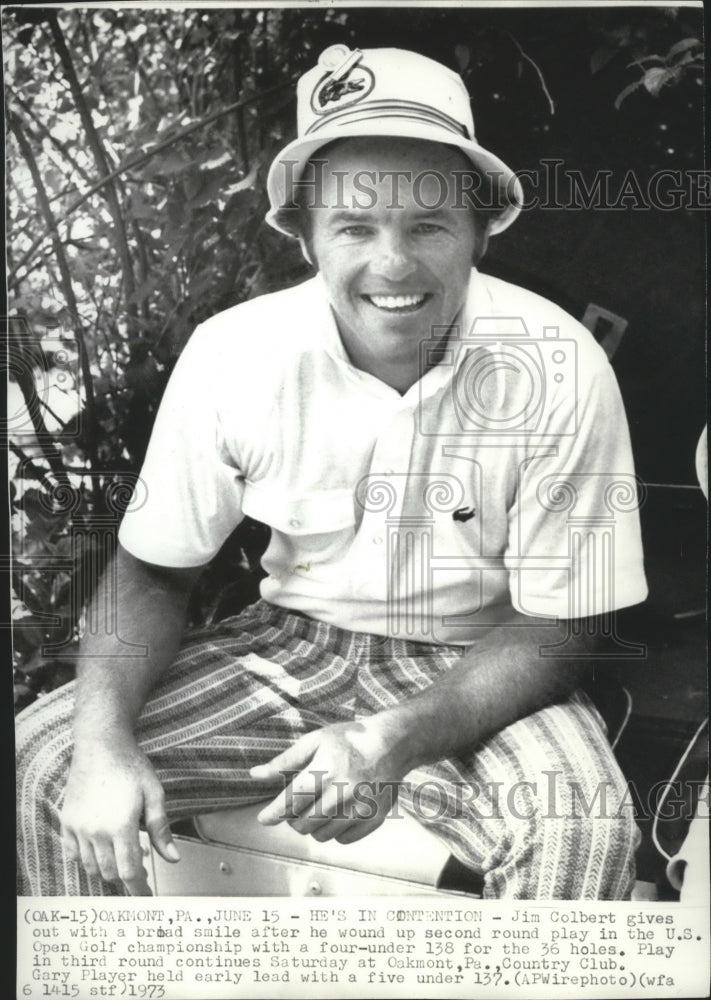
144,834,462,897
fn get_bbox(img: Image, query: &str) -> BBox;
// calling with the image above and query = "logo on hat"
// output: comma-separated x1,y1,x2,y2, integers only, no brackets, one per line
310,47,374,115
317,73,367,107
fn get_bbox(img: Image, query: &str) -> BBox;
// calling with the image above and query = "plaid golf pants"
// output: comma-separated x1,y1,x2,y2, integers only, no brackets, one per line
16,599,640,899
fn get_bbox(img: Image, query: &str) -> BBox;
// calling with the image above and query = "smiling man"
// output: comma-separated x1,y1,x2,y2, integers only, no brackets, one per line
17,46,647,900
293,138,486,394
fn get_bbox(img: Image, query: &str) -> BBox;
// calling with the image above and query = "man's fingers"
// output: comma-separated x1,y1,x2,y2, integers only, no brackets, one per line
308,819,347,842
334,816,384,844
257,778,310,826
144,796,180,863
307,814,384,844
93,836,125,883
61,828,81,866
76,837,102,880
116,837,153,897
289,783,387,842
123,874,153,897
121,865,153,897
114,833,152,895
257,764,328,826
249,732,318,782
288,784,355,835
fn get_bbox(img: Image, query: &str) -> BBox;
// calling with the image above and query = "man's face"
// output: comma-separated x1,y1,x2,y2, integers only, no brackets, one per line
301,137,487,372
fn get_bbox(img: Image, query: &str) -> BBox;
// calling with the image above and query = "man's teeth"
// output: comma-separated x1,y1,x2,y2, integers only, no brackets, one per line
367,294,426,310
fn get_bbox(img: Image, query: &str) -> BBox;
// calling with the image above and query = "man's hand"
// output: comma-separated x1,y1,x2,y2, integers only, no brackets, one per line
59,547,200,895
60,740,180,895
250,719,408,845
250,615,595,851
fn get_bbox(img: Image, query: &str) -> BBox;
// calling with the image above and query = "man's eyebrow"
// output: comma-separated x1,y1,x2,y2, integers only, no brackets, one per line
322,208,456,224
324,210,372,224
412,207,455,219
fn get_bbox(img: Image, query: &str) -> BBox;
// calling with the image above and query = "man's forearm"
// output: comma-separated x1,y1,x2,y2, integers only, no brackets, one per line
380,614,595,776
73,545,200,743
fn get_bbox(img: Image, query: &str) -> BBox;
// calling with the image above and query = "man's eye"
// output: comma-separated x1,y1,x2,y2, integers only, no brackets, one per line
341,225,371,236
413,223,444,234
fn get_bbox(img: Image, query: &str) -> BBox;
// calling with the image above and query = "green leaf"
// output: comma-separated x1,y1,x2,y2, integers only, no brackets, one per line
14,684,34,709
590,47,616,75
145,150,190,177
642,67,672,96
192,171,228,207
626,55,664,70
189,272,215,299
126,192,155,220
454,45,470,72
669,51,703,71
199,151,232,171
614,79,642,110
15,458,49,481
167,197,188,229
126,274,161,305
12,618,47,650
222,163,259,197
666,38,702,63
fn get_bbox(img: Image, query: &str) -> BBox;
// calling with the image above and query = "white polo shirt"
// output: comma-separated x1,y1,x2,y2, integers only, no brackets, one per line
118,270,647,645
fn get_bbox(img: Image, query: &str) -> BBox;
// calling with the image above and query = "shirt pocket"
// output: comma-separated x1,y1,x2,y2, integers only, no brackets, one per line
242,483,356,537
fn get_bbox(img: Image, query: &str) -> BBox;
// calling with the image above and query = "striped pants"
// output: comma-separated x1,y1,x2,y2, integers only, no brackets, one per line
16,600,640,899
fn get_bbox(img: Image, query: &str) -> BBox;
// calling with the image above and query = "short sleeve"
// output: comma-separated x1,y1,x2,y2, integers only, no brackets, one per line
118,325,245,567
505,351,648,619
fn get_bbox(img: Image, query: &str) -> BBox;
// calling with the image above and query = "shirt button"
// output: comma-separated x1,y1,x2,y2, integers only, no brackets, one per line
372,535,383,545
289,518,301,528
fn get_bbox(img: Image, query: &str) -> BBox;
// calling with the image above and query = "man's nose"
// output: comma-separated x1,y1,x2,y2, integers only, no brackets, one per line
369,233,417,280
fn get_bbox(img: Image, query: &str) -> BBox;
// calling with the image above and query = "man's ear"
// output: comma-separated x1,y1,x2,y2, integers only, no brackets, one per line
472,218,491,266
298,234,316,268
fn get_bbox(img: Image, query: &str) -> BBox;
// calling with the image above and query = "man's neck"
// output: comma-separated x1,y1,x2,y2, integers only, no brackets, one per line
337,325,453,395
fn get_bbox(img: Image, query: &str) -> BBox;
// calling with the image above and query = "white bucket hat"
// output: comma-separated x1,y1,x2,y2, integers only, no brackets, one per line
266,45,524,237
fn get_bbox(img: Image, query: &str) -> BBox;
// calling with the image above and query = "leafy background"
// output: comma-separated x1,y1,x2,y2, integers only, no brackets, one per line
5,5,705,711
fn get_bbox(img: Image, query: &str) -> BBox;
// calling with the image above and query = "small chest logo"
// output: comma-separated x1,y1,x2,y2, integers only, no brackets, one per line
452,506,477,523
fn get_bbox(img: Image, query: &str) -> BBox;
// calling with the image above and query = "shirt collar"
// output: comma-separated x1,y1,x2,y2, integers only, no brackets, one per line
406,268,497,402
311,268,497,400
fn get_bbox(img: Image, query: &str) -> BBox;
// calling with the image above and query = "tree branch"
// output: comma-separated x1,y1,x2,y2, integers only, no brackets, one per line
8,78,294,291
47,10,139,339
9,111,99,472
506,32,556,115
